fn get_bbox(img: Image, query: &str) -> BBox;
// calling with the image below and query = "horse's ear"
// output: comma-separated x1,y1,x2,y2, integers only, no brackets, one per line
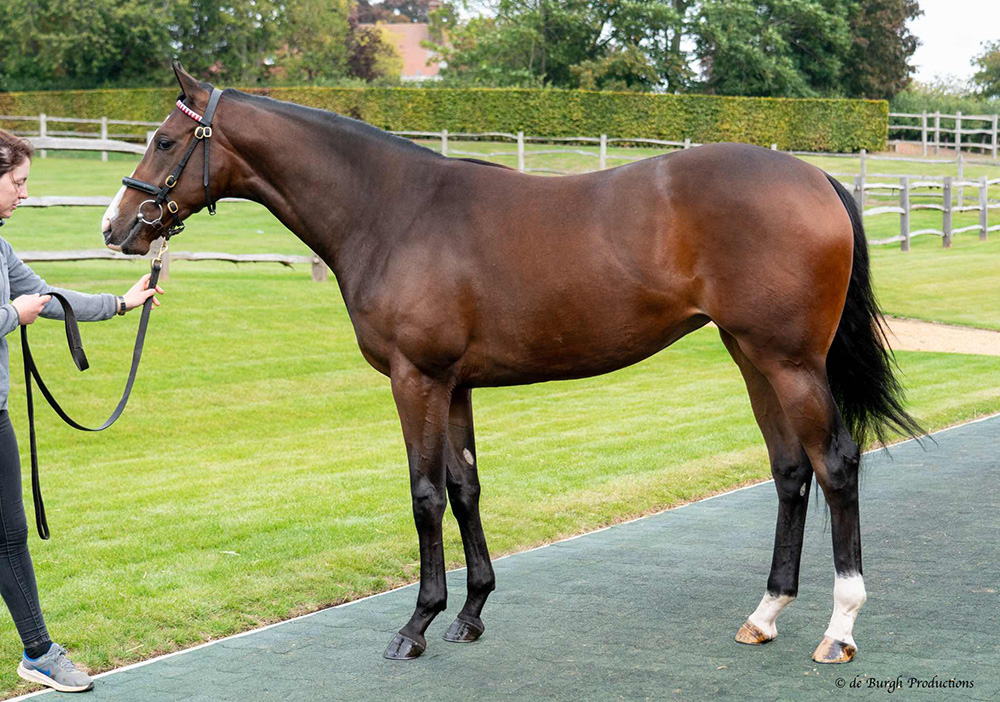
172,60,207,103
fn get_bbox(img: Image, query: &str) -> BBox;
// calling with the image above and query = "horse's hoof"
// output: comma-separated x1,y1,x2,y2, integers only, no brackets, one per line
384,633,426,660
812,635,857,663
444,617,485,643
735,619,774,645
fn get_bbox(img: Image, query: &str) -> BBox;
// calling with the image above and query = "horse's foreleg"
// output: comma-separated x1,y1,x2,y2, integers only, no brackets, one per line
442,387,496,643
384,358,453,661
751,352,865,664
721,331,812,645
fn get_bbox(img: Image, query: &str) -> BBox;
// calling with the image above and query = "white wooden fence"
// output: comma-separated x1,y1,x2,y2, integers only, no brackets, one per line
1,113,159,161
890,111,1000,158
854,175,1000,250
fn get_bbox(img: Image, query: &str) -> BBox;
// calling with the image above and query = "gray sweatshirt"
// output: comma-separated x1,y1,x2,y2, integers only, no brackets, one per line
0,223,117,410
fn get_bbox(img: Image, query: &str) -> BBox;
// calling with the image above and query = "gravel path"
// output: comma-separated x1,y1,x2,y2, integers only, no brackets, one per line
884,317,1000,356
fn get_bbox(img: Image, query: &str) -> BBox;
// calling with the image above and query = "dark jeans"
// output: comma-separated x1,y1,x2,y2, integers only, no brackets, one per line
0,410,50,650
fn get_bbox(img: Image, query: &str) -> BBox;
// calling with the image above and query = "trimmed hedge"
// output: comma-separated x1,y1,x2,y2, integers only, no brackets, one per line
0,87,888,152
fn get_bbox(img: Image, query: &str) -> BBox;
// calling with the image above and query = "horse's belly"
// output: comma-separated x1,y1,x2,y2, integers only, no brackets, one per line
463,305,708,387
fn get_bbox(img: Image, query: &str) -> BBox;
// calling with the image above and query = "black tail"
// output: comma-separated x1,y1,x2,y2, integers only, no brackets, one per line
824,174,924,448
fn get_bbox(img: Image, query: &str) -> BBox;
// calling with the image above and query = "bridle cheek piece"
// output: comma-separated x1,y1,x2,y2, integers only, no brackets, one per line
122,87,223,239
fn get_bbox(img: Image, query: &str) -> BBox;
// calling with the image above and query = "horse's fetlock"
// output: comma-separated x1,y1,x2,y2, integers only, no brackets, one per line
418,593,448,615
470,572,496,596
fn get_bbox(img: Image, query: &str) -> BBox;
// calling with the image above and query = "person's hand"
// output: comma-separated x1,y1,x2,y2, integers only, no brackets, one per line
122,274,164,312
12,294,51,325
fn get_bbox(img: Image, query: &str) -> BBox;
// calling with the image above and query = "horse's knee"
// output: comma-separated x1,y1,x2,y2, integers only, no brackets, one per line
447,478,480,513
411,475,447,524
770,449,811,501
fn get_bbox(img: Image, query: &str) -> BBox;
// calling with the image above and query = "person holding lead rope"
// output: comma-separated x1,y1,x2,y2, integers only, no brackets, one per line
0,128,163,692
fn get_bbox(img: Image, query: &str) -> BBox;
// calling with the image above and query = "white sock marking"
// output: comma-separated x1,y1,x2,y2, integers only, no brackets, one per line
747,592,794,638
824,573,866,647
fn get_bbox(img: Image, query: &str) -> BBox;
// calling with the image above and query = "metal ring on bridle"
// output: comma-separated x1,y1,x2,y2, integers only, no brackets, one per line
195,126,212,139
138,199,163,226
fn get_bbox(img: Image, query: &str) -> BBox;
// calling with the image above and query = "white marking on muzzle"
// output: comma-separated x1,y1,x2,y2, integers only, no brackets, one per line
102,185,126,233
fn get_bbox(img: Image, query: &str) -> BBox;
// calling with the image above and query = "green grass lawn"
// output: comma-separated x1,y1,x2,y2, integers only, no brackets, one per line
0,152,995,697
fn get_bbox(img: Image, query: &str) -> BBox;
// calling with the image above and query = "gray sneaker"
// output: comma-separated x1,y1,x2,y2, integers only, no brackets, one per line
17,643,94,692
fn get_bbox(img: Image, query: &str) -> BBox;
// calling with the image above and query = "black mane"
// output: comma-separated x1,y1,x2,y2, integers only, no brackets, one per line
224,88,444,160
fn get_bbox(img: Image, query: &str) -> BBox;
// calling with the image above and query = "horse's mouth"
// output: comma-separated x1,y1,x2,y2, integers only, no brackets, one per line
103,228,122,251
105,220,150,255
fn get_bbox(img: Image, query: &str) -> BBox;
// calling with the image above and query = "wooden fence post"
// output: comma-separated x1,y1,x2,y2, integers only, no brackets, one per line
955,111,962,154
146,131,156,147
311,255,328,282
899,176,910,252
979,176,989,240
934,111,941,155
100,116,108,162
39,113,47,158
440,129,448,157
859,148,867,208
992,114,999,160
853,175,863,212
957,153,965,207
517,131,525,172
599,134,607,171
921,111,928,156
942,176,952,248
683,138,691,149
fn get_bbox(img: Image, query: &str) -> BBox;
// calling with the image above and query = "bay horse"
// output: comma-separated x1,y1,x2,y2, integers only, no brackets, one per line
102,63,920,664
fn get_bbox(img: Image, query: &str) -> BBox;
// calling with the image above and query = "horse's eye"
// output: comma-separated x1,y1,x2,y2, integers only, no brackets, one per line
156,138,174,150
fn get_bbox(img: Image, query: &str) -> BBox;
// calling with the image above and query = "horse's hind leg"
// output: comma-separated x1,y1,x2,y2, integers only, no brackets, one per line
442,387,496,643
720,331,813,645
383,358,453,660
738,341,865,663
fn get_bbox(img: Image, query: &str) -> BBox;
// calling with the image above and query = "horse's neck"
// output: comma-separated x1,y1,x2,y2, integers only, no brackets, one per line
223,99,436,287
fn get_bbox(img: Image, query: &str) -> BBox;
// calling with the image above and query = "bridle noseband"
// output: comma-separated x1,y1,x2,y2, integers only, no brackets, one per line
122,87,223,238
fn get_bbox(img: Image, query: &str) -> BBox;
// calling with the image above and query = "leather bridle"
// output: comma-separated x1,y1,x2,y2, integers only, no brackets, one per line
122,87,223,238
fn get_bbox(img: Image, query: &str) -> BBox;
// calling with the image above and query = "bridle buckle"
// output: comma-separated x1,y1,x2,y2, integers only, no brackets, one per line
195,126,212,139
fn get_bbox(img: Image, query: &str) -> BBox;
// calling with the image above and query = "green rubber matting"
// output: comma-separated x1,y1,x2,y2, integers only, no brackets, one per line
14,415,999,701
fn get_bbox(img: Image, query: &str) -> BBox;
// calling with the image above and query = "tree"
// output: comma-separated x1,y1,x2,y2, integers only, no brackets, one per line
693,0,851,97
277,0,352,82
0,0,173,90
972,41,1000,98
170,0,284,85
840,0,921,100
347,17,403,81
426,0,689,91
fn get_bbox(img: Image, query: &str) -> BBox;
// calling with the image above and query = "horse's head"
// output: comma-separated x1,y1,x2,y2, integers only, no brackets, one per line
103,62,232,255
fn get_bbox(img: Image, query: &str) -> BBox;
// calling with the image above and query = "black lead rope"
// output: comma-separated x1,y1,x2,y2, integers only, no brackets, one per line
21,259,162,539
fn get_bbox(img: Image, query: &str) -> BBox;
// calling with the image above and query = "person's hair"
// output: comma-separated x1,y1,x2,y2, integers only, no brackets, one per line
0,128,34,176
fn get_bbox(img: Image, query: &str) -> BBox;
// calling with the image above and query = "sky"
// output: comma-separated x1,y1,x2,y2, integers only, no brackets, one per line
908,0,1000,85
